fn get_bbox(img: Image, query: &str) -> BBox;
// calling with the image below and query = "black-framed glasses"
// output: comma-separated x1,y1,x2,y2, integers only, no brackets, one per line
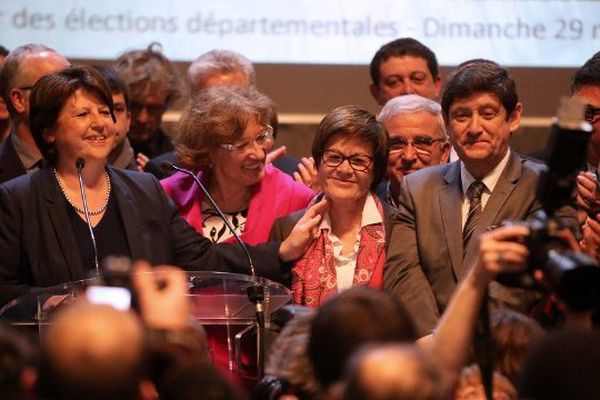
389,135,444,155
17,85,33,91
585,105,600,124
221,125,274,153
320,149,373,172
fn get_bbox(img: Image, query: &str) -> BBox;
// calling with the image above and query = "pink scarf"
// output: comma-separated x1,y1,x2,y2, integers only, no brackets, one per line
291,195,386,307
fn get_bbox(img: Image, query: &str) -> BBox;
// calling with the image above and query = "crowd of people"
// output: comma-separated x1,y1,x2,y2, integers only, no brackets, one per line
0,37,599,399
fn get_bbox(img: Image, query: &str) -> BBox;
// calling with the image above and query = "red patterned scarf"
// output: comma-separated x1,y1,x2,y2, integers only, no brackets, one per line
291,194,386,307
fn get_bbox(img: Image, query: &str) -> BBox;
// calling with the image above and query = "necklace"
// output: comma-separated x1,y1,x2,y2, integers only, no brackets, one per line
53,168,111,216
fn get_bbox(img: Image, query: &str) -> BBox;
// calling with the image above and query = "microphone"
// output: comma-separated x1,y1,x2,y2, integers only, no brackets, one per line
160,162,257,277
76,157,100,276
162,162,266,376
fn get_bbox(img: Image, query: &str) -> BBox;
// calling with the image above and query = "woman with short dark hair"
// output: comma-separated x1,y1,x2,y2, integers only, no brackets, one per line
271,105,392,307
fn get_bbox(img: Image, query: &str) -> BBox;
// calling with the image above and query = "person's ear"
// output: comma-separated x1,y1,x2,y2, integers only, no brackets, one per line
42,128,55,144
10,88,28,114
508,102,523,133
433,76,442,99
126,110,131,132
440,141,451,163
369,83,384,106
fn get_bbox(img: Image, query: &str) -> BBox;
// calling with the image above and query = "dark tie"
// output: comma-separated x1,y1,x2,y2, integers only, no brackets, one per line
463,180,486,250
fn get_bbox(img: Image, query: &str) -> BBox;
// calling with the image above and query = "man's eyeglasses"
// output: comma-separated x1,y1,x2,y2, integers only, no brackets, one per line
129,102,166,117
221,125,274,153
389,135,445,155
585,105,600,124
319,149,373,172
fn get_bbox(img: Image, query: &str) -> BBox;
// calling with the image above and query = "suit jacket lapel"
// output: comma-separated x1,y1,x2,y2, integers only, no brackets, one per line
462,152,523,276
42,169,81,281
439,162,464,281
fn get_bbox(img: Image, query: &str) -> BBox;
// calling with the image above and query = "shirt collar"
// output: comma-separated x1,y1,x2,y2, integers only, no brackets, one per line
319,193,383,231
11,131,43,171
384,181,399,209
460,148,511,196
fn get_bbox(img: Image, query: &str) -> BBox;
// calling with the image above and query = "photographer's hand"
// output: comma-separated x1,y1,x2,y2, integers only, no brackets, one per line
580,215,600,261
576,171,600,220
132,261,191,330
475,225,530,282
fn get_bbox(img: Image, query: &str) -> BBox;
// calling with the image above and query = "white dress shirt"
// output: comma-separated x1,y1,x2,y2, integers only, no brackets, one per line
460,149,511,229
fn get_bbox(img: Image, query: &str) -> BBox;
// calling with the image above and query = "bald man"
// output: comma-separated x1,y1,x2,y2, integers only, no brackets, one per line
37,303,152,400
0,44,69,183
342,344,448,400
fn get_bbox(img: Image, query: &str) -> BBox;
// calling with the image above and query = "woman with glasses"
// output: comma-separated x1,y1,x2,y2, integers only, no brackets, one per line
270,105,393,307
161,85,314,244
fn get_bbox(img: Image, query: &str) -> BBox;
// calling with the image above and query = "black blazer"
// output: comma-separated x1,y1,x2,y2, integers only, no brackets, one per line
0,167,284,306
0,136,26,184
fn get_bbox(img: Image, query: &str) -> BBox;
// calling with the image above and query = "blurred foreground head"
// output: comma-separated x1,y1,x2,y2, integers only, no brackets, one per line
342,344,448,400
309,287,417,390
518,330,600,400
37,302,148,400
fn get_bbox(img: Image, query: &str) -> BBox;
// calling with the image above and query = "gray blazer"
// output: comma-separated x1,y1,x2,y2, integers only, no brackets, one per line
384,151,579,315
270,197,441,336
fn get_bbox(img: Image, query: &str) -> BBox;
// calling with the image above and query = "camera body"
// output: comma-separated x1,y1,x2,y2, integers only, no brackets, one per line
498,211,599,311
496,98,600,312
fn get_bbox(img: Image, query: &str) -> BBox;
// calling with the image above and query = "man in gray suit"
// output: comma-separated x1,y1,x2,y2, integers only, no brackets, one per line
384,60,579,331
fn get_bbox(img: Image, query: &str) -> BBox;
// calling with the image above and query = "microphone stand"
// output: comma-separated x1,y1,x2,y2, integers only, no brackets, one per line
166,163,266,377
76,158,100,277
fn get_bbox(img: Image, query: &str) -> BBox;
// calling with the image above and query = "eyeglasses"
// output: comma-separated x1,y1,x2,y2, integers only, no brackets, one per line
585,105,600,124
319,149,373,172
17,85,33,91
389,135,444,155
221,125,274,153
129,102,166,117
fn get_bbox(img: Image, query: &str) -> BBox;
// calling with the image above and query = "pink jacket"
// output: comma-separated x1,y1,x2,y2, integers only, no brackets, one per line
160,165,315,245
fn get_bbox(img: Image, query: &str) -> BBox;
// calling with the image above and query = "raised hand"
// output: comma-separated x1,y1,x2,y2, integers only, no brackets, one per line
293,156,321,192
131,261,190,330
266,145,287,165
279,197,328,262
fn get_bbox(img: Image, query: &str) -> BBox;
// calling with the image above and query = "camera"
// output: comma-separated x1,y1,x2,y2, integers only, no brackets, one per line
496,98,600,312
85,256,134,311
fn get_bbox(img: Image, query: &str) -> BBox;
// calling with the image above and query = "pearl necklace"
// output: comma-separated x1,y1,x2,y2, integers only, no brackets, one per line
53,168,111,216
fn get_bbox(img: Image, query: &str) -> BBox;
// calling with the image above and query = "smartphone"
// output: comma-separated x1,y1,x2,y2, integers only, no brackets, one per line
86,285,132,311
85,256,134,310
